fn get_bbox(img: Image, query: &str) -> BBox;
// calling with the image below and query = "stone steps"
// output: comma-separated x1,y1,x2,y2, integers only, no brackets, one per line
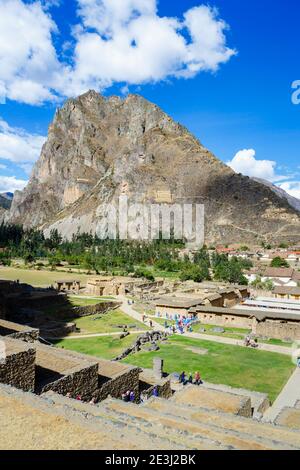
170,385,251,417
145,397,300,449
102,398,298,450
42,391,228,450
0,384,183,450
275,407,300,430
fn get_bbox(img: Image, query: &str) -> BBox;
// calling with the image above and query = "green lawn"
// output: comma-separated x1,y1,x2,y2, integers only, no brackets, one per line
122,335,294,402
192,323,250,340
0,266,90,287
68,296,115,307
54,333,140,360
71,309,148,335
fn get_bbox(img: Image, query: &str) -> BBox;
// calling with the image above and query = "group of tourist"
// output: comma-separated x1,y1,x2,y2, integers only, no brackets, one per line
122,386,159,404
179,371,203,386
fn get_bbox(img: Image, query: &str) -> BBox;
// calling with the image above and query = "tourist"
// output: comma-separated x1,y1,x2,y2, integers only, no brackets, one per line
89,397,97,405
188,372,193,384
164,320,168,329
76,394,82,401
297,357,300,368
194,371,203,385
152,386,159,397
66,392,71,398
129,391,135,402
179,371,186,384
149,319,153,328
244,335,251,347
121,392,127,401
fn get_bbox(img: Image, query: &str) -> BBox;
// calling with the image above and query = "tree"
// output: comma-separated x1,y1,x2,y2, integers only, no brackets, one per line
179,265,206,283
271,257,289,268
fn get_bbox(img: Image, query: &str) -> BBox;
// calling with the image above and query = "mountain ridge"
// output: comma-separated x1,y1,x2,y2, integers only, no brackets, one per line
5,90,300,245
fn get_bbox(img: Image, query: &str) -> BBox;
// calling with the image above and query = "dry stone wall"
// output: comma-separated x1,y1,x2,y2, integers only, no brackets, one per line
0,347,35,392
95,368,140,402
39,364,99,400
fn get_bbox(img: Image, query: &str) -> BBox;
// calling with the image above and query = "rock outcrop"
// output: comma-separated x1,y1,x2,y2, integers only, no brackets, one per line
6,90,300,244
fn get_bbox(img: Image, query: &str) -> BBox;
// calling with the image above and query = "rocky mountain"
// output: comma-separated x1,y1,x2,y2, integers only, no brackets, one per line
252,178,300,213
0,192,13,211
6,90,300,245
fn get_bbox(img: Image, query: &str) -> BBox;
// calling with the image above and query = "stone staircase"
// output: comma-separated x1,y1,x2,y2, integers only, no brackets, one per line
43,389,300,450
1,382,300,450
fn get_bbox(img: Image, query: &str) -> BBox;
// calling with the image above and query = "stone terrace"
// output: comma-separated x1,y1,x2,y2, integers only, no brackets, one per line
1,382,300,450
171,385,252,417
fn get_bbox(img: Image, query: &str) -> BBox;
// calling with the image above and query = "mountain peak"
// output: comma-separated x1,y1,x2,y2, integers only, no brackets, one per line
5,93,300,244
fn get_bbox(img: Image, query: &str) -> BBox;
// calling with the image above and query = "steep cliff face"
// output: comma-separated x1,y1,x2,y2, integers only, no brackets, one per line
7,90,300,244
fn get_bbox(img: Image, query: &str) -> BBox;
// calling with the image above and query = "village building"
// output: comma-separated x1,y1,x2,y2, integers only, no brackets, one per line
155,297,204,318
262,267,300,287
273,286,300,301
85,276,136,296
55,279,81,293
191,305,300,341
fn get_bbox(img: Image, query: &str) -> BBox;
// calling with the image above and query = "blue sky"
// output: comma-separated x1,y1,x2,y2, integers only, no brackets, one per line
0,0,300,198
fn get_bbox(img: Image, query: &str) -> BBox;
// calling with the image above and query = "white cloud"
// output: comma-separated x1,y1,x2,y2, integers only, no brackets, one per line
227,149,280,182
278,181,300,200
227,148,300,202
0,175,27,193
0,0,61,104
0,119,46,164
0,0,236,104
64,1,236,95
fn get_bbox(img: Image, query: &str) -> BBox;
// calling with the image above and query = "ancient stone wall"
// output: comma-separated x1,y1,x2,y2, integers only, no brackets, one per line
40,364,99,400
8,329,39,343
95,368,140,402
73,301,121,318
143,380,172,399
0,348,35,392
114,331,169,361
256,320,300,341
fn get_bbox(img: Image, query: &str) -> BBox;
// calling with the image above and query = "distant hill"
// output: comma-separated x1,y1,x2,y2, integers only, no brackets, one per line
252,178,300,213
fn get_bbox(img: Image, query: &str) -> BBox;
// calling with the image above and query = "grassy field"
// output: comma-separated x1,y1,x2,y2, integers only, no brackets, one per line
0,266,91,287
122,335,294,402
71,309,148,335
54,333,140,360
68,296,115,307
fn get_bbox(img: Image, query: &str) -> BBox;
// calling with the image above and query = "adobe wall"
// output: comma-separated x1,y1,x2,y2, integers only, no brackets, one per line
95,368,140,402
197,309,300,341
256,320,300,341
197,311,252,329
155,306,192,318
0,347,35,392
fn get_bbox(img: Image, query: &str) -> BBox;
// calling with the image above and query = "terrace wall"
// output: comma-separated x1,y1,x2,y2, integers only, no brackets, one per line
39,364,99,400
95,368,140,402
0,347,35,392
